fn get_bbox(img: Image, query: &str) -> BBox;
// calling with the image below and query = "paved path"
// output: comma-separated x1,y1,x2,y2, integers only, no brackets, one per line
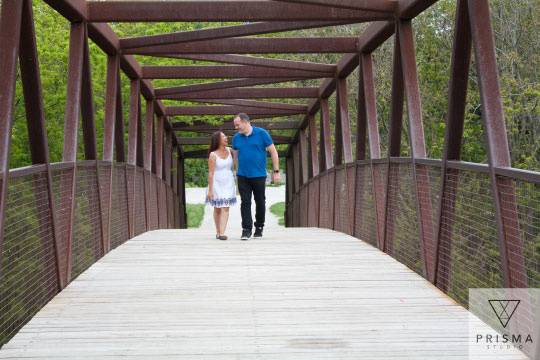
186,185,285,237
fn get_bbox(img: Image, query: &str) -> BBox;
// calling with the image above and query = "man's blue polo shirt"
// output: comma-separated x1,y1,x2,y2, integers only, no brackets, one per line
232,126,273,178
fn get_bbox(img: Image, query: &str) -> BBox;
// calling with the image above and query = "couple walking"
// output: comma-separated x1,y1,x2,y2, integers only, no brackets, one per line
206,113,281,240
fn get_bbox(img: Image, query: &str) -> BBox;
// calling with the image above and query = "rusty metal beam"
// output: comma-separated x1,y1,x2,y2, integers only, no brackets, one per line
61,22,86,285
156,78,309,96
114,68,125,162
126,38,360,55
80,31,97,160
128,80,141,166
142,65,330,79
103,55,119,162
274,0,397,12
184,149,287,159
120,21,352,49
433,0,471,289
172,120,300,131
0,0,24,282
156,54,336,73
334,77,353,165
159,87,318,100
182,99,307,112
166,106,305,116
468,0,527,288
398,19,435,280
307,114,319,177
178,136,294,145
87,1,391,22
156,117,164,179
318,97,333,172
383,31,404,253
144,100,154,172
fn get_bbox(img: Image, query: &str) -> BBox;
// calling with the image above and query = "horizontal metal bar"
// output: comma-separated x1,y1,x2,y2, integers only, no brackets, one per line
126,38,360,55
87,1,391,22
142,65,331,79
120,21,353,49
156,78,309,96
415,157,442,167
446,160,490,173
159,87,319,100
173,120,301,131
8,164,48,179
166,106,304,116
494,166,540,185
389,156,413,163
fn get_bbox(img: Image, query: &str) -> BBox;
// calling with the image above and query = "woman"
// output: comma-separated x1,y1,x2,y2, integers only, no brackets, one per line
206,131,237,240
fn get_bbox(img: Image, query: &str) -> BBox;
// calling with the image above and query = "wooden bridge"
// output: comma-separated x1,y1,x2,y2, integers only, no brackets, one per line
0,0,538,358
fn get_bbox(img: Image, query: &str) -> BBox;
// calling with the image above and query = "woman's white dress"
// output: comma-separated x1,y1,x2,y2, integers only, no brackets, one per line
206,147,237,208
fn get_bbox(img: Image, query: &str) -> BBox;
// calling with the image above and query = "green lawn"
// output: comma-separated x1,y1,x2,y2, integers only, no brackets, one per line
270,202,285,226
187,204,205,228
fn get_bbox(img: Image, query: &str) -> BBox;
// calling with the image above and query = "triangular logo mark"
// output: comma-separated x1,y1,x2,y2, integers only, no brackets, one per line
488,300,520,328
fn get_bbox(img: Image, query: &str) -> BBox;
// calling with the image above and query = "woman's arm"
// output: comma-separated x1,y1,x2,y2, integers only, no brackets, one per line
231,148,238,171
207,153,216,199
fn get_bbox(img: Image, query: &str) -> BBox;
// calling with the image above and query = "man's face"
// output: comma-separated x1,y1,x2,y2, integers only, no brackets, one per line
233,117,248,134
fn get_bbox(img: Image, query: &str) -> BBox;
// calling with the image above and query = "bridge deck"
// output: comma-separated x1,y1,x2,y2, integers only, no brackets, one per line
0,226,527,359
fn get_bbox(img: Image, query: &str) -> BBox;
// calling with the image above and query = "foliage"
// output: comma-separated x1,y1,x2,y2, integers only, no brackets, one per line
270,201,285,226
187,203,205,228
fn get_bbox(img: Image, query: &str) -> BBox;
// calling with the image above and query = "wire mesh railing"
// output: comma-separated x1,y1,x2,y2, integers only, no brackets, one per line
0,161,181,347
287,158,540,310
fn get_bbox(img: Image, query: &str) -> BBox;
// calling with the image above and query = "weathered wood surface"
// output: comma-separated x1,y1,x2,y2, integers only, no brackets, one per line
0,227,528,359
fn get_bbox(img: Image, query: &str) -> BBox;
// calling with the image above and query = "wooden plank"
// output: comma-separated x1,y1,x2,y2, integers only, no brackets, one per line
0,227,526,359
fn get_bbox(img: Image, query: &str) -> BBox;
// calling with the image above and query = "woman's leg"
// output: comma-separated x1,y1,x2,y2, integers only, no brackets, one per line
213,207,221,235
219,207,230,235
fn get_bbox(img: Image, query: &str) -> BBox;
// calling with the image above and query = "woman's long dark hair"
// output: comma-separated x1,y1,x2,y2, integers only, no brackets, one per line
208,131,224,155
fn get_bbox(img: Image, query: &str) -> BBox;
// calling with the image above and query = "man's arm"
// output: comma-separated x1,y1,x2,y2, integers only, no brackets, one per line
267,143,281,183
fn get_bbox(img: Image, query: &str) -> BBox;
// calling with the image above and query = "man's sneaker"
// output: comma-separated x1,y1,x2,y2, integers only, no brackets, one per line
253,227,263,238
241,229,252,241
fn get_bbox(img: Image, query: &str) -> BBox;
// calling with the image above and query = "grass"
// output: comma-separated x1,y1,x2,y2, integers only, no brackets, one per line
270,201,285,226
187,203,205,228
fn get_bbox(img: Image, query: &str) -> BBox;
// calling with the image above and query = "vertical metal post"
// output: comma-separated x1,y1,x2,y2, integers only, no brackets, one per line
80,32,97,161
359,52,386,248
307,114,319,178
433,0,471,288
319,97,333,172
114,71,125,163
468,0,527,288
298,129,309,185
383,32,404,252
144,100,154,229
61,22,86,285
18,0,63,288
335,77,353,165
102,54,120,252
0,0,24,280
398,19,436,279
127,79,140,238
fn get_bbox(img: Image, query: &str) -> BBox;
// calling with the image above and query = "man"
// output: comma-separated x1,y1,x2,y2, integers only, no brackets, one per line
232,113,280,240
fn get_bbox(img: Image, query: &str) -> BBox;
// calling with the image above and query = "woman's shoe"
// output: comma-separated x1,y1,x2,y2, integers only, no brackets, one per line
218,235,228,240
215,234,219,239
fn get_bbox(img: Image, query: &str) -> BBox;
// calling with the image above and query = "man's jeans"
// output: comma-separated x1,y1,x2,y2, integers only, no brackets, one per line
237,176,266,231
